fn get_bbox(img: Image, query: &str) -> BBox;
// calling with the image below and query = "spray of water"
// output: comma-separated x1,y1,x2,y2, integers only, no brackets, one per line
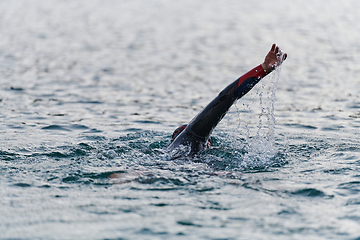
239,66,282,170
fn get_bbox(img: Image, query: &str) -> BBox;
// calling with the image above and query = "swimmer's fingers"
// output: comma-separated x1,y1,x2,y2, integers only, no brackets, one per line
262,43,287,72
275,46,280,54
277,49,287,66
282,53,288,61
271,43,276,52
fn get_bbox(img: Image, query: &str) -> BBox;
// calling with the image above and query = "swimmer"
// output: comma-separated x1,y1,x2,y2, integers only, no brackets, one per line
167,44,287,155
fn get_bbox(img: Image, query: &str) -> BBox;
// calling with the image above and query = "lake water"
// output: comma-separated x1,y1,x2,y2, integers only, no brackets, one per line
1,0,360,239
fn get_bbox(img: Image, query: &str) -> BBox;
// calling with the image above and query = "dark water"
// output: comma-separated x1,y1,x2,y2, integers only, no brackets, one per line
1,0,360,239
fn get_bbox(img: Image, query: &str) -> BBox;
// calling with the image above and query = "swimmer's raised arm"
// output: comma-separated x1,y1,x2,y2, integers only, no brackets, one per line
261,43,287,73
167,44,287,155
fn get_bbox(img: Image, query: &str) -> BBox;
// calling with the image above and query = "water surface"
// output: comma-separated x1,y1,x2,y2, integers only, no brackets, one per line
1,0,360,239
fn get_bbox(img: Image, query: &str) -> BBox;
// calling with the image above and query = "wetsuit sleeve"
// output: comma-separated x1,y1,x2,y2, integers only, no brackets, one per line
185,64,268,141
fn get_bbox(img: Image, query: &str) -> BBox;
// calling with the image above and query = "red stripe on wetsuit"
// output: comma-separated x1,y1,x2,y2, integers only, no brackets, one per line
228,64,267,94
238,64,267,86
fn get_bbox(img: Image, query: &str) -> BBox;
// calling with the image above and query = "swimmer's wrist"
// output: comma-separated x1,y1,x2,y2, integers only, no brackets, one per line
261,63,272,74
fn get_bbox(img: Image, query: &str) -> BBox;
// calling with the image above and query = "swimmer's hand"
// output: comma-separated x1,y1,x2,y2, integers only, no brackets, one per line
261,43,287,73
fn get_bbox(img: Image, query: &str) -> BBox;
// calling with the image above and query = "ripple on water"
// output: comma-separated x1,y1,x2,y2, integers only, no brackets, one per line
41,125,71,131
284,123,318,130
291,188,326,197
337,181,360,195
345,198,360,206
12,183,32,188
0,150,19,161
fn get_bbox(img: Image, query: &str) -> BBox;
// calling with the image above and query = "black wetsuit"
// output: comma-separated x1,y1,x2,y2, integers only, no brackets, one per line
167,64,269,154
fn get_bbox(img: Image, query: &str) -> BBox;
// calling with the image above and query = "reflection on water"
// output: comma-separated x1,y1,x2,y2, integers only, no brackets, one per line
1,0,360,239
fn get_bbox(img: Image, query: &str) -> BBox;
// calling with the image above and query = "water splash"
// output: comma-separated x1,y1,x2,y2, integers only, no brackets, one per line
240,66,282,170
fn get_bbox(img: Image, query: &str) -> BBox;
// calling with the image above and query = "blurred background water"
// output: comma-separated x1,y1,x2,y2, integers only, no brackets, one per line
1,0,360,239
